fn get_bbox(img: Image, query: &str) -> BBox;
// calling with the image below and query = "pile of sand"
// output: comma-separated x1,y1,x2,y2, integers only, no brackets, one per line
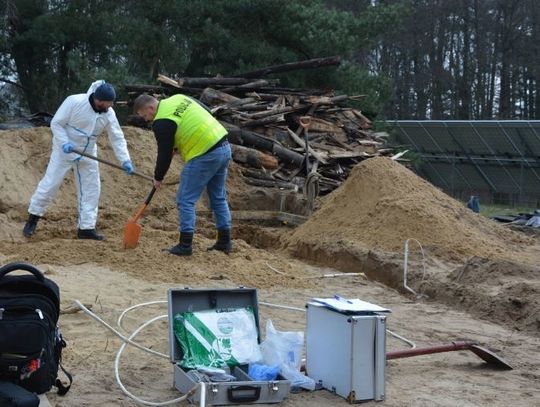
283,157,540,333
286,157,532,262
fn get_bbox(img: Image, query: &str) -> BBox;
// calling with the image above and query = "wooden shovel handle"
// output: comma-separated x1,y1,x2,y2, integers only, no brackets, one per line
71,148,154,181
131,187,157,222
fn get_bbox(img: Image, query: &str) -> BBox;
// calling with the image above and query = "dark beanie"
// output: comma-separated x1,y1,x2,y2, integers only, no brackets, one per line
94,83,116,101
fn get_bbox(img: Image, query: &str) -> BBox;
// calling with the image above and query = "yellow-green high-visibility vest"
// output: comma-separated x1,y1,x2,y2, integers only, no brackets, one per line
154,94,227,162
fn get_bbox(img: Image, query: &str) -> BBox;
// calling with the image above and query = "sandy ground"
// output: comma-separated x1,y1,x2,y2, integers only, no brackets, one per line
1,127,539,406
11,261,538,407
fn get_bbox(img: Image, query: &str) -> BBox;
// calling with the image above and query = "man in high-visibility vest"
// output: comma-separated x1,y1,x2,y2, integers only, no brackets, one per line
133,93,232,256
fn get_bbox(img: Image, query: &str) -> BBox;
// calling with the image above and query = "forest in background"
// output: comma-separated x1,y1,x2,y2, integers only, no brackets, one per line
1,0,539,121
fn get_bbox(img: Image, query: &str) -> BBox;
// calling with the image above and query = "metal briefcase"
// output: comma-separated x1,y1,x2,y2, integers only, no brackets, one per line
306,302,386,403
167,287,291,405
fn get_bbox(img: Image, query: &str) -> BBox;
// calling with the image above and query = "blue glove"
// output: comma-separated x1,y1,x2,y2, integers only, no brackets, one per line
122,160,134,175
248,364,280,381
62,142,74,154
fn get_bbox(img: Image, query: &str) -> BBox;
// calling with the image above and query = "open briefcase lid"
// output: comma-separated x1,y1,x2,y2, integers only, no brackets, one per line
167,287,260,363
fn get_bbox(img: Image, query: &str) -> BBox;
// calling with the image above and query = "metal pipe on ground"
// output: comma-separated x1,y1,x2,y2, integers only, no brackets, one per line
387,341,512,370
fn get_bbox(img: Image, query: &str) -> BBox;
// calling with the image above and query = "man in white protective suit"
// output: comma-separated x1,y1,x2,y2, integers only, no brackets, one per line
23,80,134,240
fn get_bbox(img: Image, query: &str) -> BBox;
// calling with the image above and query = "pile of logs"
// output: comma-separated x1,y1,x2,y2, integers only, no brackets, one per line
124,57,393,197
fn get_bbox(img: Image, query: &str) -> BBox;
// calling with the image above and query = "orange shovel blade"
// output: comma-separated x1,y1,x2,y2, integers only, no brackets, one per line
123,221,142,249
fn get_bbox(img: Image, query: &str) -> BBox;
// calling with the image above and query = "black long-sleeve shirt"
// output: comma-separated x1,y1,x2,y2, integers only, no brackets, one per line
152,119,177,181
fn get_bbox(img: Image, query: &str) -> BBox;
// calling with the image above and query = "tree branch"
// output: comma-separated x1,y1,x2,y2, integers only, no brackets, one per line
0,78,24,90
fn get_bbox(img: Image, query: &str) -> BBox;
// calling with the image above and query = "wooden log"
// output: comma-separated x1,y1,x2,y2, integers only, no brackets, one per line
327,151,372,160
223,125,305,168
234,103,269,112
326,134,355,151
211,97,258,114
298,116,344,134
245,92,280,101
244,105,305,120
157,74,181,88
231,144,279,169
235,56,341,78
200,88,240,105
158,74,252,87
240,115,286,127
286,128,328,164
243,177,299,190
220,79,279,93
245,87,326,95
357,140,384,147
352,109,373,128
241,168,275,181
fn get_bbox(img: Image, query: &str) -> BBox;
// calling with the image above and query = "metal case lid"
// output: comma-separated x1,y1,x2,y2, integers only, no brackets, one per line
167,287,260,363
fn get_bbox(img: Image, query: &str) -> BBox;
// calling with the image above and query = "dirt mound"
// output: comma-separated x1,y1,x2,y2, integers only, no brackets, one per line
425,257,540,332
286,157,532,263
284,157,540,332
449,256,540,283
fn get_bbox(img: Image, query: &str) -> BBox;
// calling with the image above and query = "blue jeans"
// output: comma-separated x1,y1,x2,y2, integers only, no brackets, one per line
177,142,232,233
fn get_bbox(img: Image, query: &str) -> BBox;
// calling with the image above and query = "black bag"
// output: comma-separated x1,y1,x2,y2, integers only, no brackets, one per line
0,262,72,396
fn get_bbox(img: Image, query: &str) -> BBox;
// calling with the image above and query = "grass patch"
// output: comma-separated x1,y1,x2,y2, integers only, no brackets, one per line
479,204,537,218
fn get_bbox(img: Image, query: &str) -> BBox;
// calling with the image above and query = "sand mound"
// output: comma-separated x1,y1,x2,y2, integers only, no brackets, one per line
286,157,532,262
283,157,540,333
427,256,540,332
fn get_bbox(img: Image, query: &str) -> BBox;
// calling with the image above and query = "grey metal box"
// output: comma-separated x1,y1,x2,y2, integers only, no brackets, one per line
168,288,290,405
306,303,386,403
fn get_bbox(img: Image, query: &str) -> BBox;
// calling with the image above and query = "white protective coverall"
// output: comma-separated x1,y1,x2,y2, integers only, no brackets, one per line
28,80,131,230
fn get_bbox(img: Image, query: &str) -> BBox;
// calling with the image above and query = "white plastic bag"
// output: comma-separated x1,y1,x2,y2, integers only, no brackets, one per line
259,319,315,390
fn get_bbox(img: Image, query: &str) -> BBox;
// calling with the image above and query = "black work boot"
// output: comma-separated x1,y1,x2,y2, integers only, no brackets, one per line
23,214,40,237
77,228,105,241
207,229,233,253
168,232,193,256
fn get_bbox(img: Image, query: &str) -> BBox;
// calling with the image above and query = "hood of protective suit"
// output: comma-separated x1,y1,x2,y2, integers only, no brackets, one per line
87,80,106,96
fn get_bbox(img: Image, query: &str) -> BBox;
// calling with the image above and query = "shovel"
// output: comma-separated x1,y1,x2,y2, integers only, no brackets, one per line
386,340,513,370
71,148,178,186
71,148,154,181
123,186,157,249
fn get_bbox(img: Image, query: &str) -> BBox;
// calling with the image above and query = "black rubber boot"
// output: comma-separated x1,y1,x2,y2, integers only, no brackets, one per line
77,228,105,241
23,214,40,237
168,232,193,256
207,229,232,253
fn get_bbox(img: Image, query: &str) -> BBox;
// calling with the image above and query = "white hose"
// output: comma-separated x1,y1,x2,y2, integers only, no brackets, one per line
200,382,206,407
114,314,198,406
117,300,167,332
386,329,416,349
259,301,305,313
75,301,204,406
75,300,168,359
403,238,427,297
